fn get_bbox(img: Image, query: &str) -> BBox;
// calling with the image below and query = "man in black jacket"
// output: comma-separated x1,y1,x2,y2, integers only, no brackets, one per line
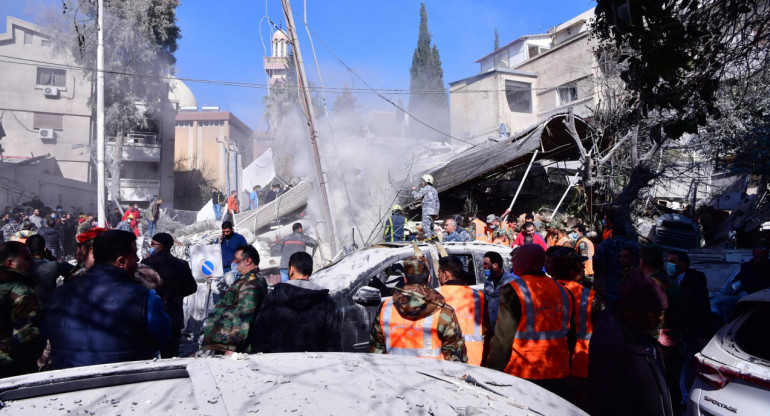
141,232,198,357
250,252,340,353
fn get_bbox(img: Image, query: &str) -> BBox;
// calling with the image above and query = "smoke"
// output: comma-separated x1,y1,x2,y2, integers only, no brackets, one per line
270,88,459,257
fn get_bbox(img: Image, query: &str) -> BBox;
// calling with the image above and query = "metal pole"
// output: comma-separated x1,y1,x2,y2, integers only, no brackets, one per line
552,172,579,219
96,0,106,227
281,0,337,255
502,150,538,222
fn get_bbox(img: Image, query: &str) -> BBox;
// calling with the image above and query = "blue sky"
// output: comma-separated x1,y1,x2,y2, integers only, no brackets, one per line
2,0,595,128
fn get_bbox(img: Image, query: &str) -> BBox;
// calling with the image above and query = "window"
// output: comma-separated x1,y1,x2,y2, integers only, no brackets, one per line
505,80,532,113
33,113,64,130
199,120,224,127
557,84,578,105
734,304,770,361
36,67,66,87
24,32,33,45
175,121,193,127
41,39,51,48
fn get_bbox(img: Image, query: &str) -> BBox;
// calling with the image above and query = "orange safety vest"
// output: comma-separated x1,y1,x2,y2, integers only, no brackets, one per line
558,280,594,378
546,234,558,247
438,285,484,365
505,274,572,379
492,236,510,246
378,297,443,359
575,236,594,275
556,235,572,247
472,218,489,242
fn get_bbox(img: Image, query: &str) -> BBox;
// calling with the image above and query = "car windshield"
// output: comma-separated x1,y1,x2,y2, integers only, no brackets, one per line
734,304,770,361
311,247,411,293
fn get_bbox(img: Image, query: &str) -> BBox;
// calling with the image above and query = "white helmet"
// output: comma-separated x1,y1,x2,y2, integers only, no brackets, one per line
421,174,434,185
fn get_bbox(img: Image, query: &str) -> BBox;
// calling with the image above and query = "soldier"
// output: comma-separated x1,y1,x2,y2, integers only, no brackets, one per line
0,242,43,377
411,174,439,240
369,256,467,362
201,245,268,354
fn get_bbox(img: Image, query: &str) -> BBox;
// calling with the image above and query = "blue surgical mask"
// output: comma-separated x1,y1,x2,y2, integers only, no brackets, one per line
665,262,678,276
147,247,155,255
483,269,491,278
570,232,578,239
51,213,56,219
601,219,607,226
230,262,238,273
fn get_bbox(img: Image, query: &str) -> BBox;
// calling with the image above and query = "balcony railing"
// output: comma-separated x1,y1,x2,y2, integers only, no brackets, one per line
106,132,160,147
106,132,161,162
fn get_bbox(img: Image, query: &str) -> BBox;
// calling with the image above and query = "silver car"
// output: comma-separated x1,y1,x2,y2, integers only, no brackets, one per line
0,353,587,415
688,288,770,415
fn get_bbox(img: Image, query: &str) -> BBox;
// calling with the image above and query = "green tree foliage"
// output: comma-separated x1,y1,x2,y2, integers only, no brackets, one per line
408,2,449,141
54,0,180,205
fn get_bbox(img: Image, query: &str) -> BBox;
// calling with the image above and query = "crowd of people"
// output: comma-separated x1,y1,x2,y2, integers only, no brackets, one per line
2,190,769,416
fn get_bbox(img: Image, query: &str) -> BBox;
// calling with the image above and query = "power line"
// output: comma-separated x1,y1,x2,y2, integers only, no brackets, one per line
0,53,597,96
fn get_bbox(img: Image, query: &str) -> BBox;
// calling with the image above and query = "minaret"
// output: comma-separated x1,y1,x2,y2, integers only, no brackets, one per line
264,29,290,86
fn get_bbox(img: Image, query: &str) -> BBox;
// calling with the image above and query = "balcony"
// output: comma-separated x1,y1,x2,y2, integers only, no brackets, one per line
106,133,161,162
108,178,161,202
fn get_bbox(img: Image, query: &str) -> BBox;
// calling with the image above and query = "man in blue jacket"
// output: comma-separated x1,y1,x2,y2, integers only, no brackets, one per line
46,230,170,369
219,221,247,274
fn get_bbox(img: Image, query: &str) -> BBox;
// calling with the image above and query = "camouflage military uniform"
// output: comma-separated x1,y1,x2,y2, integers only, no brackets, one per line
2,222,20,242
412,184,440,239
369,283,467,362
201,269,268,353
0,266,43,378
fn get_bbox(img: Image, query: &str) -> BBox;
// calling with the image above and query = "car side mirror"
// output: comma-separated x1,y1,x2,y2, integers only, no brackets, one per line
354,286,382,306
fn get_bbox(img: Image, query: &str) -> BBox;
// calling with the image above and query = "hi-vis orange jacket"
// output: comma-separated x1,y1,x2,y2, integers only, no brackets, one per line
472,218,489,242
558,279,594,378
504,274,573,379
378,298,442,359
438,285,485,365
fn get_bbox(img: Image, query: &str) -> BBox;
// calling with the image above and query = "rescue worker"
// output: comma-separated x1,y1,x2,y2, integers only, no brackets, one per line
486,243,575,398
438,256,488,365
369,256,467,362
468,213,488,242
555,222,573,247
572,224,594,286
411,174,439,240
383,205,406,242
546,246,600,411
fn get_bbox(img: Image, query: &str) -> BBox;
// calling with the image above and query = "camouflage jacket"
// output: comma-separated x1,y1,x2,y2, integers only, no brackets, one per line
369,283,467,362
412,184,440,216
0,266,43,377
1,222,20,242
201,269,268,352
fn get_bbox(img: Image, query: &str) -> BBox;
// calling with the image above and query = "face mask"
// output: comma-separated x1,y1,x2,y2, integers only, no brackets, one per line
230,262,238,273
51,213,56,219
483,269,491,278
147,247,155,255
601,219,606,226
665,262,678,276
570,232,578,239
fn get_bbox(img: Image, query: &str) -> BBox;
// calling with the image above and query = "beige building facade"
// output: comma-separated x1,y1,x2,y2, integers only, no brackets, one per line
450,9,597,145
0,16,175,209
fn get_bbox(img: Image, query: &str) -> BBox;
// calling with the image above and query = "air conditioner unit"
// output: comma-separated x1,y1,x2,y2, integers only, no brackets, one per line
39,128,55,140
43,86,60,97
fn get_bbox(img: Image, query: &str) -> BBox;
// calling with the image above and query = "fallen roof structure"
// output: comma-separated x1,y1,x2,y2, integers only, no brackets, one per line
428,113,593,194
233,179,313,234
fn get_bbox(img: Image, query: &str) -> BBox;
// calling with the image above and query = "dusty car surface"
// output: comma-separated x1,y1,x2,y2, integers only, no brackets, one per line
688,288,770,416
0,353,587,415
309,241,513,352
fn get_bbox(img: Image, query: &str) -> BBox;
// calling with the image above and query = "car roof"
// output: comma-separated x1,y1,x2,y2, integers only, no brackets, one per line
738,287,770,304
0,353,587,415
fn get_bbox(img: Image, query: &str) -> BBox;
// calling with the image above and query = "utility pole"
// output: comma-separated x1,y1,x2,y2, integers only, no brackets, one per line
96,0,106,227
281,0,337,255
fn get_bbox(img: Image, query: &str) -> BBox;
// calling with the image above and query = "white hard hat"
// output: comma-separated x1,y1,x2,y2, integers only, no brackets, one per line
421,174,434,185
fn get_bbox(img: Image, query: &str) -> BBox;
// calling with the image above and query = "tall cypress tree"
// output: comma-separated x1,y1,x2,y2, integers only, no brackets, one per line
494,28,500,50
408,2,449,141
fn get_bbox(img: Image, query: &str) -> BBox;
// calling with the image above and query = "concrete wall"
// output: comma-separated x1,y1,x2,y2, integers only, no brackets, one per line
0,163,97,214
0,17,93,184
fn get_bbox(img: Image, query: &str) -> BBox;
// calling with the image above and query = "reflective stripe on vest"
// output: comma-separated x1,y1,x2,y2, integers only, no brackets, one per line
473,219,487,241
380,298,442,358
386,217,395,241
559,280,594,378
438,286,483,343
512,278,570,341
576,237,594,275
